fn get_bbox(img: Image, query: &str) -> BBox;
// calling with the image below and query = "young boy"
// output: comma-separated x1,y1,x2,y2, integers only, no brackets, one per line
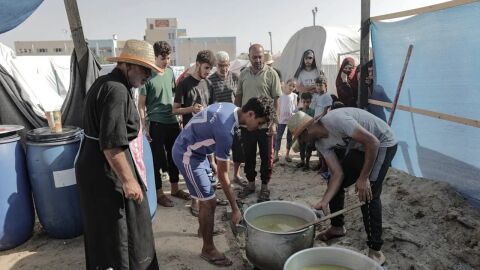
296,92,316,170
172,97,276,266
310,76,332,172
274,79,298,163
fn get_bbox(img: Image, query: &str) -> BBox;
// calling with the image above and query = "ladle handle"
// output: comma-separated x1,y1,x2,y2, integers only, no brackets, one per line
289,202,365,232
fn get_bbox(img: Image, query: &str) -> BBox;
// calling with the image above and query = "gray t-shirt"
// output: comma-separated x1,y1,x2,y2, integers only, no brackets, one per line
315,108,397,157
297,69,319,88
311,92,333,117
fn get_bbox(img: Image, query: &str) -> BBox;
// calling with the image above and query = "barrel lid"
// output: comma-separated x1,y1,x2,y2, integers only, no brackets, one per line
26,126,82,142
0,125,24,138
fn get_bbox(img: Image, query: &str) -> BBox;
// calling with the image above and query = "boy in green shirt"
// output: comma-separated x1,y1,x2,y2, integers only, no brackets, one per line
139,41,191,207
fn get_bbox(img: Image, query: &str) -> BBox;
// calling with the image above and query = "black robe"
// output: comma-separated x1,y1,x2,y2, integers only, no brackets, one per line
75,68,159,270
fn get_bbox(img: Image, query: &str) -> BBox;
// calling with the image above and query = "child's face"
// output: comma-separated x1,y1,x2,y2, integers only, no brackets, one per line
285,81,296,94
302,99,312,109
315,82,327,94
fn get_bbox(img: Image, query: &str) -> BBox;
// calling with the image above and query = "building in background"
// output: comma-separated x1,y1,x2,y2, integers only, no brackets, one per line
15,37,118,64
13,18,236,68
144,18,236,67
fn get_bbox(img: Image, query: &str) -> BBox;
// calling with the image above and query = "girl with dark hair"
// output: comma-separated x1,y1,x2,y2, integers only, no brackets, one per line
335,57,358,107
293,49,323,95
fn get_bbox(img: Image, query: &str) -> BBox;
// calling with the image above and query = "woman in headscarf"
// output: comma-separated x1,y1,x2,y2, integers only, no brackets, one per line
335,57,358,107
294,49,323,95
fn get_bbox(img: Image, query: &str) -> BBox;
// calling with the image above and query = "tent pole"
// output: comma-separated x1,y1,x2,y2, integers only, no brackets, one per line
358,0,370,108
63,0,89,82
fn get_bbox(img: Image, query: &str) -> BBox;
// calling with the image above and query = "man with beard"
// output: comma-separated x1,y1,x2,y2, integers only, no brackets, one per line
75,39,159,270
174,50,215,215
234,44,282,202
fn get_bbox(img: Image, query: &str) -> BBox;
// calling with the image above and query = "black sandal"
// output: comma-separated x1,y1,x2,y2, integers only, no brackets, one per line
257,189,271,202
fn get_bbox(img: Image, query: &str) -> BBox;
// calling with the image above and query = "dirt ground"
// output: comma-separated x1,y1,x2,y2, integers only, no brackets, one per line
1,147,480,270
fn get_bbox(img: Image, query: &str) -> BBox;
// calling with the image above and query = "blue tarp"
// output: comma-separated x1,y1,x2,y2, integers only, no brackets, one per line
371,2,480,207
0,0,44,34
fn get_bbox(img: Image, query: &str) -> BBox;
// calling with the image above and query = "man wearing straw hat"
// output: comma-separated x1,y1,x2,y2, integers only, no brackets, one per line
76,39,159,270
287,107,397,265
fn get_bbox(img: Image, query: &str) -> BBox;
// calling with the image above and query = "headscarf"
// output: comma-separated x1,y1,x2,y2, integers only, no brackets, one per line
335,57,358,107
294,49,321,79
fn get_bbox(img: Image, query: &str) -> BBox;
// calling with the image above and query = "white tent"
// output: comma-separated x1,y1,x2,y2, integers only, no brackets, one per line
0,43,71,116
274,25,360,95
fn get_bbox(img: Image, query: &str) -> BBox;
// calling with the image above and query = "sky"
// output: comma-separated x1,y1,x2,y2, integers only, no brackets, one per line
0,0,446,55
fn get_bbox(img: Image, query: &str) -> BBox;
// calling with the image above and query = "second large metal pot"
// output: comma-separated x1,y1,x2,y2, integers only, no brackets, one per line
242,201,317,270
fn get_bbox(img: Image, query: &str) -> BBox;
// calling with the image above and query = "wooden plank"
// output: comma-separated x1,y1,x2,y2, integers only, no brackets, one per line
371,0,479,21
63,0,89,80
358,0,371,108
388,45,413,126
369,99,480,128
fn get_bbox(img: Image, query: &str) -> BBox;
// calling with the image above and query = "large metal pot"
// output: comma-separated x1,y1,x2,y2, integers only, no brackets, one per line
242,201,317,270
284,247,383,270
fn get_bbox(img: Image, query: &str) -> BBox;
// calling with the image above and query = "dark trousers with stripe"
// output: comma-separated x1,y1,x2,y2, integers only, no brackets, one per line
149,122,180,189
329,144,397,251
241,127,274,185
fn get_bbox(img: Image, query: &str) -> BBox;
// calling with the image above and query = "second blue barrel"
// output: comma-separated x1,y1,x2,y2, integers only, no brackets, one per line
0,125,34,250
26,126,83,239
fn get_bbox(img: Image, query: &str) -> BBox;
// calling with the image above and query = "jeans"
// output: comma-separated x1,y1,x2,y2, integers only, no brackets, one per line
274,124,292,151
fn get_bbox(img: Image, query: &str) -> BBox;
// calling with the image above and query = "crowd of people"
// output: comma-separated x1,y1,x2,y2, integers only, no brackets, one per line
74,38,397,269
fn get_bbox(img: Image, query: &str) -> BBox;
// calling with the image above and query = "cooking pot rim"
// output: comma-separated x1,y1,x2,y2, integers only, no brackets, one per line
243,200,316,235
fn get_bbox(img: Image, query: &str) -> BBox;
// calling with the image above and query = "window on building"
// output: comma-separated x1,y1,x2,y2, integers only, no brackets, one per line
172,46,176,53
55,48,63,53
37,48,48,53
28,49,32,53
172,59,176,66
149,24,154,30
168,33,176,40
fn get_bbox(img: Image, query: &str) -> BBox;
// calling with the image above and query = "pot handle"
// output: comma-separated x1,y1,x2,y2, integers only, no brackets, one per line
231,220,247,238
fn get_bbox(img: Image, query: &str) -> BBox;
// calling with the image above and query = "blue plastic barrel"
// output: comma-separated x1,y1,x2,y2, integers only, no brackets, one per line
143,135,157,218
26,126,83,239
0,127,35,250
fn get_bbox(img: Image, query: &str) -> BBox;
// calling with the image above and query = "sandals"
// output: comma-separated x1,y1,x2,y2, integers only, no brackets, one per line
233,176,248,187
157,194,174,207
237,186,255,199
190,206,199,217
200,254,232,267
316,227,346,241
257,189,271,203
171,190,191,200
216,198,228,206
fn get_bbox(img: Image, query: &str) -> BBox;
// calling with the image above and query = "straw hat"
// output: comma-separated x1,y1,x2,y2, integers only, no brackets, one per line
287,111,314,153
107,39,161,73
264,52,274,65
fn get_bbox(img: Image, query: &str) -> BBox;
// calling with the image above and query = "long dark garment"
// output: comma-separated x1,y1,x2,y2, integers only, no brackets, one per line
149,121,181,189
241,127,274,184
75,68,159,270
329,145,397,251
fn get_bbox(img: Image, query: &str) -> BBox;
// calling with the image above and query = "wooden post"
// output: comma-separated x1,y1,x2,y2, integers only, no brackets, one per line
388,45,414,126
358,0,371,108
63,0,89,81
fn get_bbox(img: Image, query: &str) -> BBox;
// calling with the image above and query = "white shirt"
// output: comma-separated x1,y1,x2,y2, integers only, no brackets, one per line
278,92,298,124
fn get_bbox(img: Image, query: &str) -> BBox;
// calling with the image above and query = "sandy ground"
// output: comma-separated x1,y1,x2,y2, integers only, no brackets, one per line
1,146,480,269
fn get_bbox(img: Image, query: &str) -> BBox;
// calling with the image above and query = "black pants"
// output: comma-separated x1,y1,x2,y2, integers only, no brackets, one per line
329,145,397,251
149,122,180,189
241,127,274,185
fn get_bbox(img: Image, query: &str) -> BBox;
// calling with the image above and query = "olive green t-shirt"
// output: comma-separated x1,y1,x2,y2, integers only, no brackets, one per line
237,65,282,106
139,67,177,124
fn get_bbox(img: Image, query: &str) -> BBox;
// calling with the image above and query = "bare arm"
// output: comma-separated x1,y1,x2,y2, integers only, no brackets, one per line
138,95,147,129
172,102,194,115
216,160,242,224
103,148,143,203
350,126,380,202
316,153,344,210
